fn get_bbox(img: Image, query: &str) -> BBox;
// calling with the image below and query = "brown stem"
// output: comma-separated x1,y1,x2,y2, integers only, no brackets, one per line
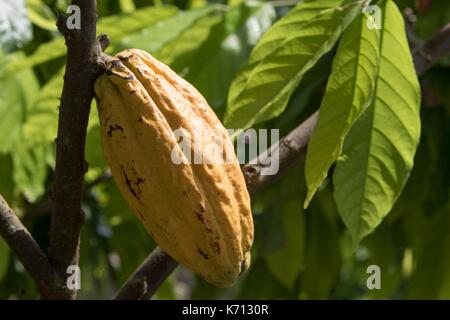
0,195,54,297
47,0,105,299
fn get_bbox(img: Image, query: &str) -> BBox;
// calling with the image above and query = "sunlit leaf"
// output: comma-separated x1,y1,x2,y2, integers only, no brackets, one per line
305,14,380,206
333,0,421,246
224,0,361,131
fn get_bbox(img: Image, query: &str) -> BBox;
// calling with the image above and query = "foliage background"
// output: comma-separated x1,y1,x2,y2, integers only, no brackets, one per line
0,0,448,299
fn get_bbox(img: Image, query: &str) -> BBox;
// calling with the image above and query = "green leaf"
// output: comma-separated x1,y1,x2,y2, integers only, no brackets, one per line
23,67,64,145
114,6,214,53
224,0,361,131
12,143,50,202
184,1,276,110
155,14,222,70
265,163,306,291
300,198,340,299
119,0,136,13
333,0,421,246
1,6,178,78
85,124,107,170
265,200,305,291
0,55,39,153
305,14,380,206
25,0,57,31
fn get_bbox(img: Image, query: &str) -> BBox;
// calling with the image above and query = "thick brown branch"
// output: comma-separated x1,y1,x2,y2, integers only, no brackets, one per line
113,21,450,300
48,0,105,299
0,195,54,296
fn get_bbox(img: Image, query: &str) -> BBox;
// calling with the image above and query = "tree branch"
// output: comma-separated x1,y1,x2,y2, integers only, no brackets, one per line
113,248,178,300
0,195,54,296
112,21,450,300
413,23,450,75
47,0,106,299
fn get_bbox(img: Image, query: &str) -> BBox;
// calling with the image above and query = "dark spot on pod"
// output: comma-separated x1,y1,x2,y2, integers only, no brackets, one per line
107,124,124,137
110,59,122,68
121,166,140,200
104,115,112,127
130,90,137,95
205,227,213,234
196,211,204,224
211,241,221,255
198,249,209,260
119,54,134,61
199,203,205,212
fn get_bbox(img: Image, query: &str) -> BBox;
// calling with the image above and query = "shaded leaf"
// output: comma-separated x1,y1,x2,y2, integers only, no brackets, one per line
237,258,294,299
300,197,340,299
406,205,450,299
185,1,276,110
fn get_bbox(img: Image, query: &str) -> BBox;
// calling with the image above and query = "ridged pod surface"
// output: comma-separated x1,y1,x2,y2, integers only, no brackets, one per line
94,49,253,287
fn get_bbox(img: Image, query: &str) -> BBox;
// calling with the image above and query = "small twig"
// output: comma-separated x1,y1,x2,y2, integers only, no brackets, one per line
113,248,178,300
0,195,54,297
413,23,450,74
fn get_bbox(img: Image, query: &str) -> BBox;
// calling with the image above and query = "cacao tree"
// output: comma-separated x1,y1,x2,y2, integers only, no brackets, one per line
0,0,449,300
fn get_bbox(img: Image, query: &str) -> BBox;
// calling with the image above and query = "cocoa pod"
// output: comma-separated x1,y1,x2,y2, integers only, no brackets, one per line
94,49,253,287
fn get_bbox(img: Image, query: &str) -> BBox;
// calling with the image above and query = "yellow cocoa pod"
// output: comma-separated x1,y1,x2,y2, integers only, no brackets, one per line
94,49,253,287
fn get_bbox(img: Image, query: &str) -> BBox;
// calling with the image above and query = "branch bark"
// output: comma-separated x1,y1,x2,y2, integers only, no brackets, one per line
47,0,105,299
0,195,54,296
113,21,450,300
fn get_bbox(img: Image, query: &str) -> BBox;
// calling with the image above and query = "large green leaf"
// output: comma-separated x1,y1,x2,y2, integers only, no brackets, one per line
113,6,214,53
304,14,380,206
333,0,421,247
184,1,276,110
1,6,178,78
224,0,362,131
155,14,222,71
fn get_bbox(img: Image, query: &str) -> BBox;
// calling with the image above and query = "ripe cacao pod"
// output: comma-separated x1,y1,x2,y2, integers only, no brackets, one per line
94,49,253,287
